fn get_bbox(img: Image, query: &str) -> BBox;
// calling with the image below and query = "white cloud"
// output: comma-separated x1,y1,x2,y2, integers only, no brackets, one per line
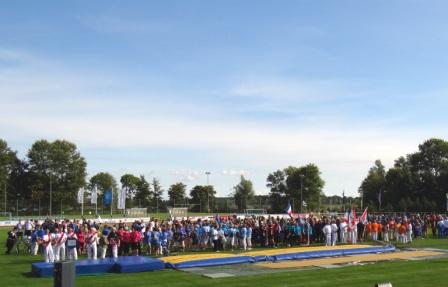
221,169,246,177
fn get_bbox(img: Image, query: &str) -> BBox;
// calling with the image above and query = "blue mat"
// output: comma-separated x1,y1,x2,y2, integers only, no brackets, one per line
32,256,165,277
272,245,395,262
169,245,396,269
168,256,255,269
115,256,165,273
31,262,54,277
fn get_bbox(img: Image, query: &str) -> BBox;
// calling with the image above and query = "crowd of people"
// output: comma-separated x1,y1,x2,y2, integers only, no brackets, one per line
4,213,448,263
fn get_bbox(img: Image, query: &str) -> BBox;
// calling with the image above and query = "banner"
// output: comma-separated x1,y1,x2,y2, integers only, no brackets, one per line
117,187,126,210
77,188,84,204
103,188,112,205
91,186,97,204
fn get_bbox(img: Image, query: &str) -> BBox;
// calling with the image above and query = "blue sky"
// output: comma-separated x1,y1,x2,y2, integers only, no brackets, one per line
1,1,448,198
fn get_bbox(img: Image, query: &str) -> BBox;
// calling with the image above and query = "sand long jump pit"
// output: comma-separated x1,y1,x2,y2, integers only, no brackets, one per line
180,249,448,278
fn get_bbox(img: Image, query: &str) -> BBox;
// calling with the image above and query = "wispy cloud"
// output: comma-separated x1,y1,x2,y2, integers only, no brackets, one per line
1,48,446,196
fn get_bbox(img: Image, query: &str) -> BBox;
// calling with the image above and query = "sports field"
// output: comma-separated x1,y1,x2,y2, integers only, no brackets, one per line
2,228,448,287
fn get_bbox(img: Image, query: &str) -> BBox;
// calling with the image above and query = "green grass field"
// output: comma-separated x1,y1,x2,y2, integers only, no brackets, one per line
1,228,448,287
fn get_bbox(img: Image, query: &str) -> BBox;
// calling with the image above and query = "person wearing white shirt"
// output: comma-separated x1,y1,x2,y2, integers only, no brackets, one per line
331,220,338,246
322,220,332,246
53,228,67,261
40,229,54,263
86,227,98,260
407,222,413,243
340,220,347,243
66,226,78,261
211,226,219,252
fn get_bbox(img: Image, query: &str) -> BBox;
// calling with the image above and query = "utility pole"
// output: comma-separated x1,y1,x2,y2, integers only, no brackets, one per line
4,182,6,215
205,171,211,213
16,193,20,218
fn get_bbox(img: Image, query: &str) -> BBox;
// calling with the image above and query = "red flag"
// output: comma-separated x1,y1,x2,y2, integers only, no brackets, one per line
360,207,368,224
349,207,357,229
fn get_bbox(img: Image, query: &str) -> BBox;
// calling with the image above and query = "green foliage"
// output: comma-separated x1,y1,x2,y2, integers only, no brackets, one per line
27,139,87,209
89,172,117,205
190,185,216,212
168,182,187,206
359,159,386,210
361,138,448,212
267,164,325,213
152,178,163,202
120,174,141,200
0,139,17,184
266,169,288,213
233,175,255,210
134,175,152,207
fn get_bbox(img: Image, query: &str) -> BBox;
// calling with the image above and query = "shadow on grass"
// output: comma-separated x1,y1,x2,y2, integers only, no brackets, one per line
21,271,38,278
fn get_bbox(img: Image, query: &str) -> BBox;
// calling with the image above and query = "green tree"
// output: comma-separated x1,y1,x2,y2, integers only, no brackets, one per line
384,156,414,210
0,139,19,212
27,139,87,214
120,173,141,207
409,138,448,211
359,160,386,210
285,164,325,212
0,139,17,187
89,172,117,210
168,182,187,206
134,175,152,207
266,170,288,213
190,185,216,212
233,176,255,211
152,178,164,212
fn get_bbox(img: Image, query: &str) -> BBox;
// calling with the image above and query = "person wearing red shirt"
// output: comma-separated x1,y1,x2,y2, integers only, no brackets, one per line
130,228,142,255
77,228,86,255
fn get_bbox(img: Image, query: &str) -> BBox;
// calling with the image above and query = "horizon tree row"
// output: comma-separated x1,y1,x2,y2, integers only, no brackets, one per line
360,138,448,212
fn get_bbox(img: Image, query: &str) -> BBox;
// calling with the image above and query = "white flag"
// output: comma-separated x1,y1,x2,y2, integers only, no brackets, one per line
91,186,97,204
117,187,126,209
77,188,84,204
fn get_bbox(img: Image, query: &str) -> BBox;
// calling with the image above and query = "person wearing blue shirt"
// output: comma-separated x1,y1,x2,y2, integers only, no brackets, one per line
246,226,252,250
294,223,302,245
240,226,247,250
151,228,161,255
145,228,152,255
31,229,39,255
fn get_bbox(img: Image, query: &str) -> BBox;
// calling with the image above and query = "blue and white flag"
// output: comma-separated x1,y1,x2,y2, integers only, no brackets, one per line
285,201,292,216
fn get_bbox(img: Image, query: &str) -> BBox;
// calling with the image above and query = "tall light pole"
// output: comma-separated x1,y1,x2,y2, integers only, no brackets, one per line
16,193,20,218
4,182,6,215
299,174,304,214
205,171,211,213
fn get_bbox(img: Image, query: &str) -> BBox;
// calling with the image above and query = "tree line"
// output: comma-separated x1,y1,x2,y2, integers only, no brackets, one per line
359,138,448,212
3,137,444,215
0,139,260,215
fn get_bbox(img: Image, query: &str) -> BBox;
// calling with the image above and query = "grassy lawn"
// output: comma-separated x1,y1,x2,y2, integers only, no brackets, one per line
395,236,448,250
2,227,448,287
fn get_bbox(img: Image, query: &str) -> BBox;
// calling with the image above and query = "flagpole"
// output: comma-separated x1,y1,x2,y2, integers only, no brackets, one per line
81,189,84,217
95,185,98,216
